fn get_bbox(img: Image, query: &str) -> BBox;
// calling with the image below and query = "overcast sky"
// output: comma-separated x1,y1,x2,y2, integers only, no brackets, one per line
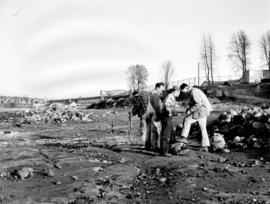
0,0,269,99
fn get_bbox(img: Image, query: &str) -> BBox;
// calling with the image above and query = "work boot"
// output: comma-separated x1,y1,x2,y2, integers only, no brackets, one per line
177,136,188,144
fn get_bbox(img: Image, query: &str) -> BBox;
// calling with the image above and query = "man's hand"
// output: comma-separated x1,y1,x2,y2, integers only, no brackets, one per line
186,108,191,115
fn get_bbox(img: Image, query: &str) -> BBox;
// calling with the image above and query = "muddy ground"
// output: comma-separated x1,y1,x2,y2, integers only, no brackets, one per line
0,103,269,204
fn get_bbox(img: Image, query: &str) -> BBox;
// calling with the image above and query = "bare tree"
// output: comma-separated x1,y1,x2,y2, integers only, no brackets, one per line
228,30,251,77
201,34,216,85
125,64,149,91
162,60,174,92
259,31,270,70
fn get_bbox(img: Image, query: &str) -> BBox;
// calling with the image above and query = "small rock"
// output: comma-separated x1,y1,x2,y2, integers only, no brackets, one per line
54,181,61,185
241,170,248,174
199,155,204,159
88,158,100,163
102,160,113,165
72,176,78,181
92,167,103,173
54,163,62,169
261,178,265,182
252,122,264,130
155,168,161,175
217,157,227,163
202,187,208,192
252,198,257,202
230,109,238,116
120,158,127,163
159,177,167,183
253,160,260,166
0,171,8,178
211,133,226,151
46,169,55,177
233,136,242,143
16,167,35,179
40,168,55,177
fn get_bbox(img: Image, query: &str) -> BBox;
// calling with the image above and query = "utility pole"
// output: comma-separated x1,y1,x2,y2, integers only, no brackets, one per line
198,62,200,86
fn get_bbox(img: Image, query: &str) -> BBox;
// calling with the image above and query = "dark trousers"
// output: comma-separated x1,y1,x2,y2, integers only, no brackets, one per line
160,116,175,155
145,115,152,150
145,114,159,151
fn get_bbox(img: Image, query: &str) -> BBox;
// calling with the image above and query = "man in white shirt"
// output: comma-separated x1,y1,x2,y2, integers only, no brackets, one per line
178,83,213,152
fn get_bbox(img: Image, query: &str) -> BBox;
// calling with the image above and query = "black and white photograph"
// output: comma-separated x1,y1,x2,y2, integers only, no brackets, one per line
0,0,270,203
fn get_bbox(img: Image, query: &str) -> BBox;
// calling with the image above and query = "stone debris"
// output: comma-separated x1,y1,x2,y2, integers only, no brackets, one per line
0,103,95,124
202,187,208,192
71,176,79,181
217,157,227,163
88,158,100,163
14,167,35,179
92,167,104,173
53,181,61,185
0,171,8,178
210,133,227,151
159,177,167,183
209,105,270,150
119,158,127,164
102,160,113,165
40,169,55,177
54,162,62,169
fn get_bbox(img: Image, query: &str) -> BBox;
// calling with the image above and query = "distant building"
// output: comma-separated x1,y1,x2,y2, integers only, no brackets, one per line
243,70,270,83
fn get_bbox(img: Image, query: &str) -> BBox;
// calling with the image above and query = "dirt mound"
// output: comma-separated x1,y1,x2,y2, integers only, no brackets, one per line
87,97,131,109
204,83,270,101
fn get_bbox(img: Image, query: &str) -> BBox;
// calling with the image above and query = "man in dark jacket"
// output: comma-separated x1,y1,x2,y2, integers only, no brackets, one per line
145,82,165,151
130,90,149,141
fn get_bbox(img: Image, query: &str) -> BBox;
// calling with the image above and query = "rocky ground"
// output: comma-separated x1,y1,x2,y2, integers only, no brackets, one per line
0,103,269,204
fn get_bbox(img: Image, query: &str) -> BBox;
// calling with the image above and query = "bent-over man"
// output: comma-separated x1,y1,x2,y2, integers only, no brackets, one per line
178,83,213,152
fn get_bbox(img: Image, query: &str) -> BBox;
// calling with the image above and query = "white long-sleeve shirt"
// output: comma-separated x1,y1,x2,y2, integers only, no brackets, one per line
189,87,213,114
164,92,178,116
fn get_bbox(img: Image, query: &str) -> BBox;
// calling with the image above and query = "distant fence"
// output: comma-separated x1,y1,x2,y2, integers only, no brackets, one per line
146,74,242,91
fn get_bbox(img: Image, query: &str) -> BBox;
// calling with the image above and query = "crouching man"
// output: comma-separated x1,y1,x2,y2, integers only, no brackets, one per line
178,83,213,152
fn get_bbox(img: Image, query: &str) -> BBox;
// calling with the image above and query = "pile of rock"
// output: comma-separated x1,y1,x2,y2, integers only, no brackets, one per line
209,104,270,150
0,103,94,124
